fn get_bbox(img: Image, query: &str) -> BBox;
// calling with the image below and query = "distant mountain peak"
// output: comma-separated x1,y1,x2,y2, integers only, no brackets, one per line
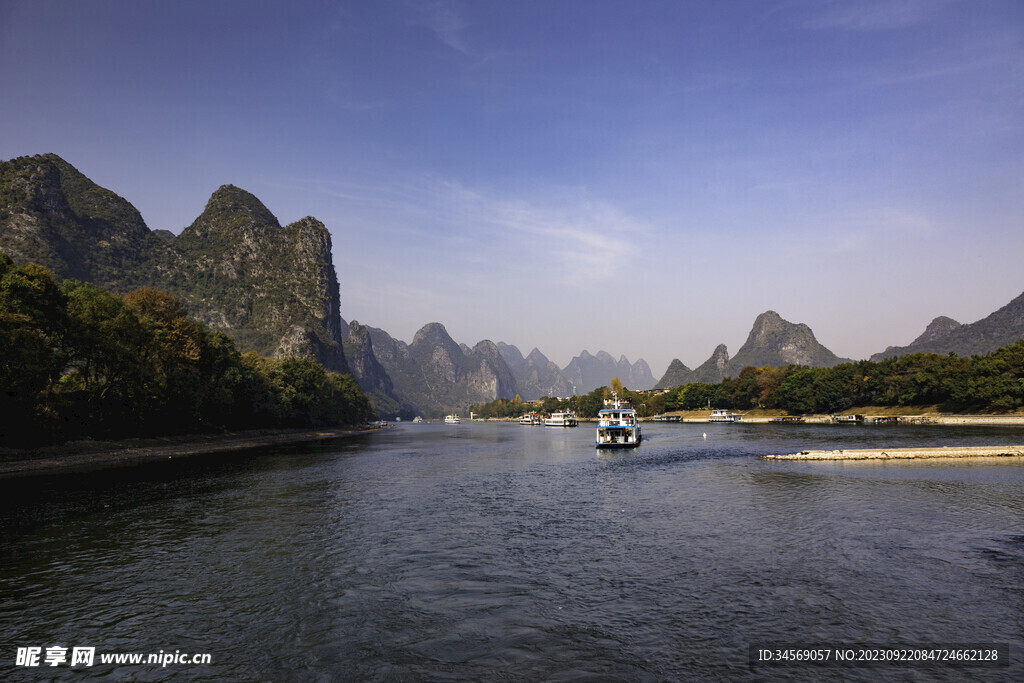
205,185,279,226
526,347,547,362
710,344,729,369
562,348,656,392
180,184,280,240
911,316,962,346
412,321,452,346
734,311,842,368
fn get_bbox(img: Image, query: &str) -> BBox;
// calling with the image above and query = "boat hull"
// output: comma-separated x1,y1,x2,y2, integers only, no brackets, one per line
595,427,642,448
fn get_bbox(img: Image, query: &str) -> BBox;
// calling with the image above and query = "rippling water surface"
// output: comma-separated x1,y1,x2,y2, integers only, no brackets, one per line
2,422,1023,680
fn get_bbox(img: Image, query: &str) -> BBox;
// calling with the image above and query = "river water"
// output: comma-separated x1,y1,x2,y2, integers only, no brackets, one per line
2,422,1023,681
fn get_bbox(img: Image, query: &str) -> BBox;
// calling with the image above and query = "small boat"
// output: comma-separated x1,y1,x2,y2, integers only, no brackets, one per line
444,414,461,424
651,414,681,422
708,409,743,423
412,416,424,423
544,410,578,427
519,412,543,425
596,394,641,448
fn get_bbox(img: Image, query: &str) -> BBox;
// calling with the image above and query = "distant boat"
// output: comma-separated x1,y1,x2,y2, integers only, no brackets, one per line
651,414,681,422
519,412,543,425
412,416,424,423
544,410,578,427
708,409,743,423
596,394,641,448
444,414,461,424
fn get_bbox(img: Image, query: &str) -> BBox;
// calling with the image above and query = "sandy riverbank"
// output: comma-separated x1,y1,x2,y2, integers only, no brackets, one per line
0,426,379,480
763,445,1024,461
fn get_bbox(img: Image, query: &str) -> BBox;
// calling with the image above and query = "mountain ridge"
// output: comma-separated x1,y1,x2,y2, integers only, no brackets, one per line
0,153,350,374
870,293,1024,360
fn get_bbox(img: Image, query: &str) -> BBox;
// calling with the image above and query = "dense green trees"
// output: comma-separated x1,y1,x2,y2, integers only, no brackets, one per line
658,346,1024,415
0,256,374,447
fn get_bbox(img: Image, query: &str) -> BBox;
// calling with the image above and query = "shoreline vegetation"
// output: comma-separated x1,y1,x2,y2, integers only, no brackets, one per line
478,408,1024,425
1,254,376,450
0,426,379,480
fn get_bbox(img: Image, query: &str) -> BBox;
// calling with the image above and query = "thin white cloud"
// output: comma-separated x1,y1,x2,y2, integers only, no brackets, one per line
407,0,470,54
827,208,937,255
438,182,645,287
802,0,949,31
299,172,648,289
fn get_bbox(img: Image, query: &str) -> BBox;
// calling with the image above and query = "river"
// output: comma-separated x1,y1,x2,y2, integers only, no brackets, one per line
2,422,1022,680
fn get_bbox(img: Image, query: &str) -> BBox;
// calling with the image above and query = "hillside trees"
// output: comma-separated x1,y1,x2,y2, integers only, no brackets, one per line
0,255,375,446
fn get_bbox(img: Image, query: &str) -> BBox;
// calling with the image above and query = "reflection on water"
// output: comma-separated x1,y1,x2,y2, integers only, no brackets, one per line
1,423,1022,680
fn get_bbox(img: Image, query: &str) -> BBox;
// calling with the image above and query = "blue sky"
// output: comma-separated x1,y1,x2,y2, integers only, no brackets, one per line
2,0,1022,377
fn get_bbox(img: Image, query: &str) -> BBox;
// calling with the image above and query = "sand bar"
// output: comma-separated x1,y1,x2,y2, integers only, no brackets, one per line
763,445,1024,460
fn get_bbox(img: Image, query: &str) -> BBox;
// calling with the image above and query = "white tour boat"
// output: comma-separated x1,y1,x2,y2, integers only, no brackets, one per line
596,394,642,448
519,412,543,425
544,410,578,427
444,414,461,424
708,408,743,423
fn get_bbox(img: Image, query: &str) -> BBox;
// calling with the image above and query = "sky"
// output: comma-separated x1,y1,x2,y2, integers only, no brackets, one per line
2,0,1022,377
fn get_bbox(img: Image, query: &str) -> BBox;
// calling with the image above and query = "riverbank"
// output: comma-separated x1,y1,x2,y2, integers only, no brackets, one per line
657,407,1024,425
763,445,1024,460
0,426,379,479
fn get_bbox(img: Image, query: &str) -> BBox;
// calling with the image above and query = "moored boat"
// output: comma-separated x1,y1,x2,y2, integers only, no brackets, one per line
596,394,641,448
544,410,578,427
444,414,461,424
708,409,743,423
519,412,543,425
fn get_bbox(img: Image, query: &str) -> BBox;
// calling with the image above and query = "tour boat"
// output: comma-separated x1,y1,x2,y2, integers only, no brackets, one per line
595,395,641,448
519,412,543,425
544,410,578,427
708,409,743,423
444,414,461,424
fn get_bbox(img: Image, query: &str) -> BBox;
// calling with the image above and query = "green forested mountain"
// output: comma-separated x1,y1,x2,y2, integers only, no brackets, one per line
0,154,349,374
0,153,161,288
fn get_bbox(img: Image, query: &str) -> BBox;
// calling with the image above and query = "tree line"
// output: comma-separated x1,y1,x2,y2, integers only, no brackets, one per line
1,253,375,447
659,344,1024,414
471,343,1024,419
